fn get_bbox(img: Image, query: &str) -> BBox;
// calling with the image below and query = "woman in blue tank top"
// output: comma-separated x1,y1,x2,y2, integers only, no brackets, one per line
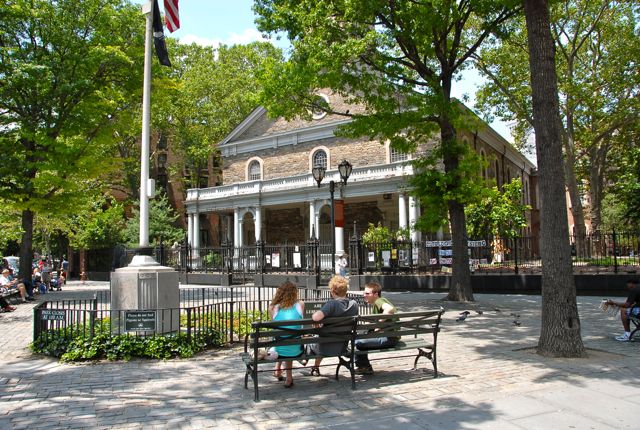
269,281,305,388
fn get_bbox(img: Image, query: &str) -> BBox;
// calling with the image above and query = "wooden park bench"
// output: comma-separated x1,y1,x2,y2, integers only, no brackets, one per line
241,308,444,401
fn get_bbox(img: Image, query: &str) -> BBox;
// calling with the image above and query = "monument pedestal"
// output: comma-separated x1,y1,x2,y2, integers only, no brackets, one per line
110,255,179,334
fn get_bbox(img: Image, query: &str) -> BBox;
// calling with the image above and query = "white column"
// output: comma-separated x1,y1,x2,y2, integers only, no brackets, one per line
254,207,262,242
193,213,200,249
398,193,407,229
309,201,316,237
409,196,420,242
233,208,240,249
187,213,194,247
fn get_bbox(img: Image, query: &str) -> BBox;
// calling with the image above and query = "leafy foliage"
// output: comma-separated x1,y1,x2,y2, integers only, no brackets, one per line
0,0,145,275
123,191,184,247
30,319,223,362
466,179,530,239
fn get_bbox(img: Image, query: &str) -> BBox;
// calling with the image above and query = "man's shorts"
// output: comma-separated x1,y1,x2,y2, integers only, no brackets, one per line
626,307,640,317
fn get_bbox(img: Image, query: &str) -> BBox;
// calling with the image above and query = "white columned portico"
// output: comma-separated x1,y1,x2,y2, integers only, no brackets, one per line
254,207,262,242
398,193,408,229
409,196,419,242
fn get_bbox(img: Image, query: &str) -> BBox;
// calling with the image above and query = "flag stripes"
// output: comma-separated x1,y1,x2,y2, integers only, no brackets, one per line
164,0,180,33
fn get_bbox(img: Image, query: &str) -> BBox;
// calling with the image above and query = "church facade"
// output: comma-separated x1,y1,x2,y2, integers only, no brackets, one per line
184,91,538,257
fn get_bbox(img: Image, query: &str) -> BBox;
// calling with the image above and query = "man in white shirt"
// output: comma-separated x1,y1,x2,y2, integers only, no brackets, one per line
0,269,28,302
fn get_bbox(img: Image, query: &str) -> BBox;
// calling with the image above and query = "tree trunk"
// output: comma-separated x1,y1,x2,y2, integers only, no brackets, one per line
524,0,585,357
441,119,473,302
588,145,607,233
19,209,34,282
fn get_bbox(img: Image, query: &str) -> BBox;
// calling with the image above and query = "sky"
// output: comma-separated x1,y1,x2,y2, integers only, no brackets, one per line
134,0,513,142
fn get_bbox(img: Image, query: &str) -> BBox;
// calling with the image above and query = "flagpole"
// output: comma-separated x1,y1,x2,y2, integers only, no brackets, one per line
139,1,153,248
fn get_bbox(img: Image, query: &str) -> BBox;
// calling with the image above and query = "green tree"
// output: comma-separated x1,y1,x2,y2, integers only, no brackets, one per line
153,42,282,191
0,0,144,277
68,194,126,250
523,0,585,357
123,192,183,247
466,179,530,239
476,0,640,235
254,0,520,301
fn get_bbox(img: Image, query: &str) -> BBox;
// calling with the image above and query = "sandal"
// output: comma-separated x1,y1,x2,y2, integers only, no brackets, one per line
302,366,320,377
284,379,294,388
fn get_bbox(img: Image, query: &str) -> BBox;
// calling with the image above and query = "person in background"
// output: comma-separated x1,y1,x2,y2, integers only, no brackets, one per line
338,253,349,277
606,278,640,342
0,269,28,302
60,256,69,284
269,281,305,388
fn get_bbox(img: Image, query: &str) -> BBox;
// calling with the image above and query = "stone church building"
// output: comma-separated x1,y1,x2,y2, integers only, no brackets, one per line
184,91,538,256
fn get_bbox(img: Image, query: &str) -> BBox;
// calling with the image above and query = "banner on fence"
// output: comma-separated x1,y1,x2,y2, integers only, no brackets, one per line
425,240,487,248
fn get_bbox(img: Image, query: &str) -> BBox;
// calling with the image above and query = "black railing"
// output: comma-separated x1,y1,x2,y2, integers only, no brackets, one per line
32,286,369,354
100,231,640,279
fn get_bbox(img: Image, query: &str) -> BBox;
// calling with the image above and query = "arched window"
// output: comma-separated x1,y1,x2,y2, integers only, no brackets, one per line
312,149,327,169
248,160,261,181
390,146,408,163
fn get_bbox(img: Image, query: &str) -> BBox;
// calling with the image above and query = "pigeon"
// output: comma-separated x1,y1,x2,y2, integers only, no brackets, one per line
456,314,467,322
513,320,521,326
494,308,501,313
459,311,471,316
476,310,484,315
510,313,520,318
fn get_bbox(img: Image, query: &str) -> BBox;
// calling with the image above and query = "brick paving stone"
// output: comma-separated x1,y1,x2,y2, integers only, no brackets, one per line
1,282,639,429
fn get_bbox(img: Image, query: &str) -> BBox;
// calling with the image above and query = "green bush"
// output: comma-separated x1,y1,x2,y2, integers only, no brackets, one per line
30,319,223,362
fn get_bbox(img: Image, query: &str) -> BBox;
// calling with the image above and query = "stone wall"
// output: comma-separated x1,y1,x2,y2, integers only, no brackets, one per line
223,136,386,184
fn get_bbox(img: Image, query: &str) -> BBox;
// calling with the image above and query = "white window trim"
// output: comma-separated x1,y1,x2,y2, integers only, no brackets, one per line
309,93,330,120
385,140,411,164
309,146,331,172
246,157,263,182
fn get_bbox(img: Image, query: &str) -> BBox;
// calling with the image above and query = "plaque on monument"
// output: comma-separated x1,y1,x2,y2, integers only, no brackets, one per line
125,310,156,332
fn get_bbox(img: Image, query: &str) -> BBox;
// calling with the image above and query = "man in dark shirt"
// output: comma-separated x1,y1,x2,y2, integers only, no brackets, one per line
606,278,640,342
305,275,358,376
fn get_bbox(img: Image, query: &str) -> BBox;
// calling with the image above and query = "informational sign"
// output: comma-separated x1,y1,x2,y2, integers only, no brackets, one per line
368,252,375,262
125,311,156,332
293,252,301,268
381,250,391,267
41,309,66,321
271,252,280,268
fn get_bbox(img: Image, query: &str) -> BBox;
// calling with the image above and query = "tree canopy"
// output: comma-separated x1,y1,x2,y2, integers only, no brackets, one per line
0,0,145,276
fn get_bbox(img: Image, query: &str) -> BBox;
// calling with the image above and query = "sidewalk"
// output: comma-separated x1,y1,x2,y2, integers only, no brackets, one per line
1,281,638,429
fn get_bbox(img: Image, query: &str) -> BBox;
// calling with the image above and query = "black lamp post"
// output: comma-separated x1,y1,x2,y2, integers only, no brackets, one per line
312,159,353,275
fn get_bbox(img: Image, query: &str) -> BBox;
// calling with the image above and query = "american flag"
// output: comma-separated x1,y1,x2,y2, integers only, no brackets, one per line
164,0,180,33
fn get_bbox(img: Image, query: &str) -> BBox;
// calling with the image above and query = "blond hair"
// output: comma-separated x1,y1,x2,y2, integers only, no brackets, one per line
271,281,299,309
329,275,349,297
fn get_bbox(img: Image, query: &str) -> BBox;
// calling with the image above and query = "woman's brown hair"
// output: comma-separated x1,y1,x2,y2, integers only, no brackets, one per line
271,281,299,309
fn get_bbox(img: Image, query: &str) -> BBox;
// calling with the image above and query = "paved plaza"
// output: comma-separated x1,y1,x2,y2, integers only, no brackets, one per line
1,280,639,429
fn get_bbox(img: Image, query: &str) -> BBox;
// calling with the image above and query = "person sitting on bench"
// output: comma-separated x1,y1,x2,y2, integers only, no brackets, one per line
355,282,398,375
305,275,358,376
606,278,640,342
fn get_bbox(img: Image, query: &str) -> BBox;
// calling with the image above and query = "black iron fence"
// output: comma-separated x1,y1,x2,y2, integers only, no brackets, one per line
85,231,639,279
32,286,370,353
